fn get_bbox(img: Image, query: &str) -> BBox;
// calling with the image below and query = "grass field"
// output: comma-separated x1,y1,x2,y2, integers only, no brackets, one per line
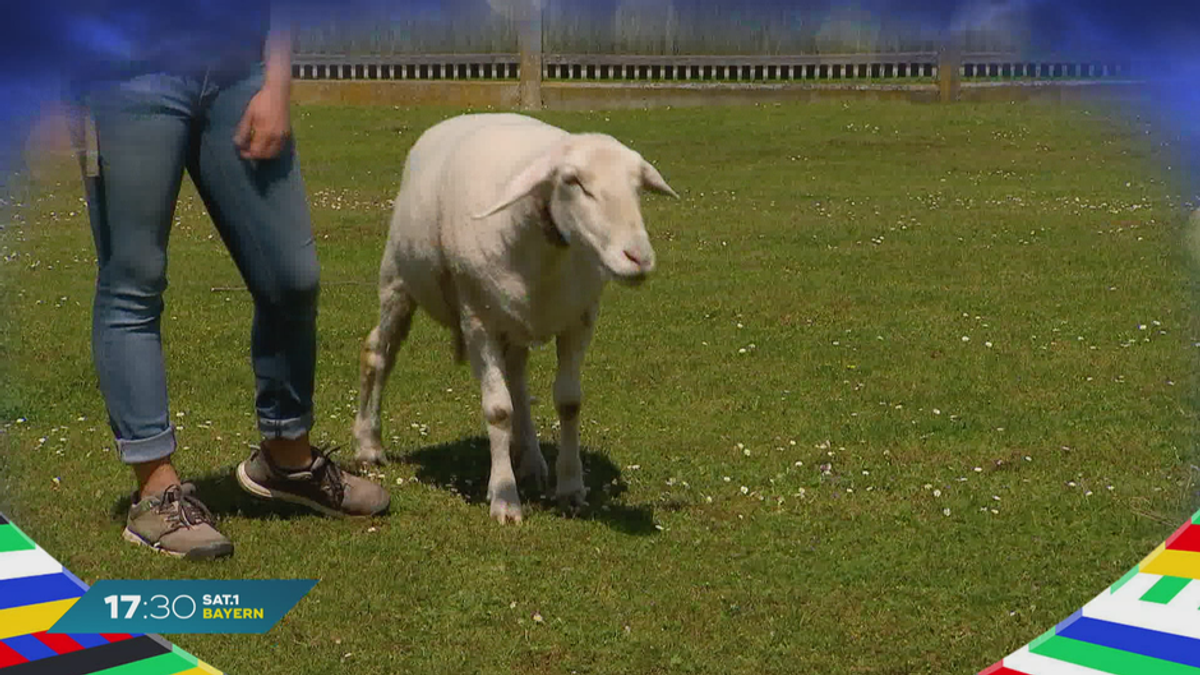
1,99,1198,674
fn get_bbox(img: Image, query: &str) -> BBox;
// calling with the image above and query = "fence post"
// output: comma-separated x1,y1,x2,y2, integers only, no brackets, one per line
518,0,543,111
938,33,961,103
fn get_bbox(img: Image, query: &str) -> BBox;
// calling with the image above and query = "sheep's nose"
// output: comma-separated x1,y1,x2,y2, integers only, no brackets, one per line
624,248,655,272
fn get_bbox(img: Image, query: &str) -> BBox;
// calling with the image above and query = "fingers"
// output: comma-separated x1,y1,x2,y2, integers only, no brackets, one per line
233,97,290,160
233,113,253,154
235,123,288,160
259,131,287,159
247,131,285,160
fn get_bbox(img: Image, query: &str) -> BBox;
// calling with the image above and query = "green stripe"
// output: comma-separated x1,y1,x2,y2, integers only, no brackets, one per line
1141,576,1192,604
1032,635,1200,675
1028,628,1056,651
94,652,197,675
171,644,199,666
1193,509,1200,525
0,523,36,553
1110,565,1141,594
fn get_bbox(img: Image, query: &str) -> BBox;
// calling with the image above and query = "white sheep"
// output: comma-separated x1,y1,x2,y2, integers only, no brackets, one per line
353,112,678,524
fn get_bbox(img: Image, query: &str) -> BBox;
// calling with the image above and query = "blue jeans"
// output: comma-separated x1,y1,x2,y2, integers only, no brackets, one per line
82,63,319,465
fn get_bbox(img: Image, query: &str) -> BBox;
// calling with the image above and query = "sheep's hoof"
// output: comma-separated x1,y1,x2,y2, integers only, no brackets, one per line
555,484,589,516
489,499,524,525
354,445,388,466
488,483,524,524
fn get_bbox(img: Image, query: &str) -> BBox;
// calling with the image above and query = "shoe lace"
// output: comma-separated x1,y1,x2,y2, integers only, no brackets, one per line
157,484,214,530
308,445,347,505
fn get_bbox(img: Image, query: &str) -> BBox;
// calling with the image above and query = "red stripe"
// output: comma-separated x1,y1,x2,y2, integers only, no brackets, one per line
1164,522,1192,548
0,641,29,667
979,662,1032,675
33,631,84,654
1166,524,1200,553
100,634,134,643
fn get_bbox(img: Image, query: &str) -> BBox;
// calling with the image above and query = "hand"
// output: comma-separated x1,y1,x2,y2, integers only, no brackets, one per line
234,86,291,160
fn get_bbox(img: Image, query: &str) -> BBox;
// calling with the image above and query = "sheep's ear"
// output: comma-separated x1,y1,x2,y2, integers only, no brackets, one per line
640,160,680,199
473,149,562,219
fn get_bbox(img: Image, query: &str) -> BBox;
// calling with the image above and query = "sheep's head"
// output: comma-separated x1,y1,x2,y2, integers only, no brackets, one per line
473,133,679,285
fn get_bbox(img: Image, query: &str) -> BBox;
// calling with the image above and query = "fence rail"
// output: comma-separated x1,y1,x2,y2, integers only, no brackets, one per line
291,52,1145,83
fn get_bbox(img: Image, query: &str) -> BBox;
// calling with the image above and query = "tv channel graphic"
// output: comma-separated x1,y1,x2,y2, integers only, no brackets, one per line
47,580,319,635
1,510,315,674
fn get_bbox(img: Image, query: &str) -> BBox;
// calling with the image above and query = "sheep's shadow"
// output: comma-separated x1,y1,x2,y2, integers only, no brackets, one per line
391,436,660,536
106,440,661,535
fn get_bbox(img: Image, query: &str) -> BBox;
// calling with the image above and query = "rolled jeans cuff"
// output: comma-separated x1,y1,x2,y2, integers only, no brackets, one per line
118,426,177,465
259,413,313,441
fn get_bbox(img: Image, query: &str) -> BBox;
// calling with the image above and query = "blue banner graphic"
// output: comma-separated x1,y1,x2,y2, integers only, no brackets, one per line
45,579,318,635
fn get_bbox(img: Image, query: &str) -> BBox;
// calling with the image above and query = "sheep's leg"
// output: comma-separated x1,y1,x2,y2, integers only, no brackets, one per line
464,317,522,524
353,275,416,465
505,345,549,491
553,311,596,512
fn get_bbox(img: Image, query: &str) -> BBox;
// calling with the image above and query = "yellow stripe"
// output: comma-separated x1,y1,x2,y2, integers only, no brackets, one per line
1137,542,1167,569
173,669,221,675
194,659,224,675
1141,548,1200,580
0,597,78,639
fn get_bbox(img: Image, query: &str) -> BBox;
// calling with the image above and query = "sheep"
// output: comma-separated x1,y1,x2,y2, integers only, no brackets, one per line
353,112,679,524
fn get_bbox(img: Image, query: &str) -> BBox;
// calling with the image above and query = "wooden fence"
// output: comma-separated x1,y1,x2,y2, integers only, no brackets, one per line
291,52,1143,83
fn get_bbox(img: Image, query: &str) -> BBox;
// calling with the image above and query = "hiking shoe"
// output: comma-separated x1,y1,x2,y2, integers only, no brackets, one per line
236,445,391,517
122,483,234,560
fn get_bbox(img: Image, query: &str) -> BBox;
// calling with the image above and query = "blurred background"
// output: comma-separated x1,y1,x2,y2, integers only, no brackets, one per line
1,0,1198,200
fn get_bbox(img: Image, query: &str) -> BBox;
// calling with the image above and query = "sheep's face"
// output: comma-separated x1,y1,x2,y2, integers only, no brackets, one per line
549,139,678,286
473,133,679,285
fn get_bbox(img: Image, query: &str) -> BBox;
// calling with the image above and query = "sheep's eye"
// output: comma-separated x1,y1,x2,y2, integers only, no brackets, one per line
564,174,593,197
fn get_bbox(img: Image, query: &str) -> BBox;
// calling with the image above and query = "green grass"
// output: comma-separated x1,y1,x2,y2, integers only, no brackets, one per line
2,100,1198,674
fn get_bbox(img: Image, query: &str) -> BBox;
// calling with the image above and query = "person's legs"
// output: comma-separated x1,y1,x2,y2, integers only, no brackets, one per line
85,72,233,558
87,74,192,483
188,65,319,462
190,65,389,516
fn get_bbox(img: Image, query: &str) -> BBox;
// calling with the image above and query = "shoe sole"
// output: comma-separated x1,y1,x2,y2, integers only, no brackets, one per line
121,527,233,560
236,461,383,518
